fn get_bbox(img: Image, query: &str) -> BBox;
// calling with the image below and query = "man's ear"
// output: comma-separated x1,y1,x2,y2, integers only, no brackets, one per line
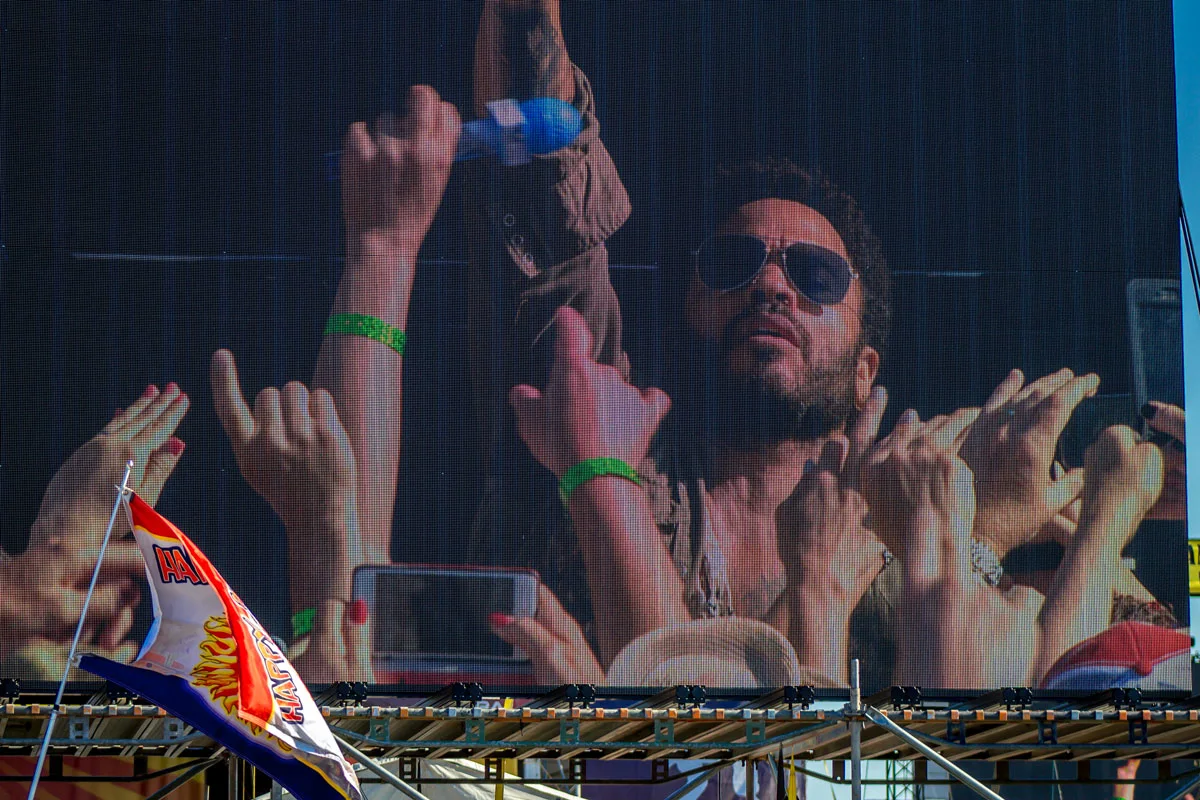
854,345,881,408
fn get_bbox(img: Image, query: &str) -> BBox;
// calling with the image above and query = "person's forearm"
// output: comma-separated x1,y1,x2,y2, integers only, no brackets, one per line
1031,506,1130,685
568,478,689,665
474,0,575,117
287,501,361,613
785,589,851,685
893,513,981,687
313,244,416,565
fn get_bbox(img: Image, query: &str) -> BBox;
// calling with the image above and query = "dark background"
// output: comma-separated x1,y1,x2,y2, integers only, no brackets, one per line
0,3,1184,652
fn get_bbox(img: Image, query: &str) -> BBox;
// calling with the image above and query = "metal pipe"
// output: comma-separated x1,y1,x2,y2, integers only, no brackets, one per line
336,736,431,800
27,462,134,800
849,659,862,800
1166,773,1200,800
864,707,1004,800
228,755,241,800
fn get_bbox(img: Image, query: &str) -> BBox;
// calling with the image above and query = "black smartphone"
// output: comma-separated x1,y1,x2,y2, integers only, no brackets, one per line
1126,278,1185,421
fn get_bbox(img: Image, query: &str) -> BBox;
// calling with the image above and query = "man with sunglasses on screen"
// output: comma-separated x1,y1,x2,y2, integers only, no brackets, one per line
461,0,1182,690
459,0,913,688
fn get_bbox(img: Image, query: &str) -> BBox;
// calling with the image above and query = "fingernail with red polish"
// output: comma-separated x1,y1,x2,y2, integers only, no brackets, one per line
488,612,514,627
142,385,158,398
349,599,369,625
166,437,186,456
165,382,179,393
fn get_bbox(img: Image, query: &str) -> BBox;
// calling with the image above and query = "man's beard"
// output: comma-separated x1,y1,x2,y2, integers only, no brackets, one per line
675,313,861,448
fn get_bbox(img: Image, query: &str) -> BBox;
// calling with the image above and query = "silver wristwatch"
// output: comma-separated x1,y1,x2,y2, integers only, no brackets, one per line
969,538,1005,587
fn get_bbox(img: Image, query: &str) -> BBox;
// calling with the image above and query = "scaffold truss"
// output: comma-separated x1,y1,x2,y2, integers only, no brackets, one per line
3,688,1200,785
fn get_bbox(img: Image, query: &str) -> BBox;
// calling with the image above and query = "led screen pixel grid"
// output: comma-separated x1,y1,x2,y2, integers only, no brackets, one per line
0,2,1187,693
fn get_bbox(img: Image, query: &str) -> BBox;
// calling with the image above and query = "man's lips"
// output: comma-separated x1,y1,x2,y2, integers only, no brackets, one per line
732,313,805,351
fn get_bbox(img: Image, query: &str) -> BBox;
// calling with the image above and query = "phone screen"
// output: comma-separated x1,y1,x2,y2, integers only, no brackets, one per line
372,571,524,661
1128,280,1184,411
1136,300,1185,408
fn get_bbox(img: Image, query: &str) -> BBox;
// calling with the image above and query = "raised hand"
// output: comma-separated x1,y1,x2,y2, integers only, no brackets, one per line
960,368,1100,558
859,408,979,561
508,307,671,477
4,385,187,665
1143,402,1186,520
776,437,887,685
1078,425,1164,543
212,349,362,608
341,85,461,267
488,584,605,685
858,408,1040,687
1030,425,1164,686
315,87,459,567
17,384,189,647
31,383,190,549
213,350,357,535
779,443,885,605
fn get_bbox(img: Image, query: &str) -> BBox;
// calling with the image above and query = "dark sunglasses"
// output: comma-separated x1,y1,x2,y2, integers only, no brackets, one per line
693,233,859,305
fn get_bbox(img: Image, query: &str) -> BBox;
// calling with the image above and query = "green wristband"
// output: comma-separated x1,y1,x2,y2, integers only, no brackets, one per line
324,312,406,356
558,457,642,506
291,607,317,640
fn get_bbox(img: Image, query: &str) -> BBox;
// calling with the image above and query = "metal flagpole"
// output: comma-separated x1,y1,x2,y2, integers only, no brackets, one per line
848,659,862,800
863,707,1004,800
336,736,431,800
26,461,134,800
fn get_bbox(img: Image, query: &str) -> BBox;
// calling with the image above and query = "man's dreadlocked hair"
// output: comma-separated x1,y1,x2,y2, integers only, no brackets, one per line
705,158,892,362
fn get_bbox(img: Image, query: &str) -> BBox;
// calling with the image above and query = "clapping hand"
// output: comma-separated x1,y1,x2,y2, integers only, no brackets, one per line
960,368,1099,558
4,384,189,666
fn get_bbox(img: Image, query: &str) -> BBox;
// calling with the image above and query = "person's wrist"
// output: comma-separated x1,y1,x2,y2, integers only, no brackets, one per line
786,593,851,680
280,495,354,541
1070,513,1131,561
559,457,642,506
970,512,1017,559
346,234,421,273
787,582,856,615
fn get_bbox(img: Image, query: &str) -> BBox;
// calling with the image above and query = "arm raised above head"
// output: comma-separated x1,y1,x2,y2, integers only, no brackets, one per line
474,0,575,118
313,87,461,565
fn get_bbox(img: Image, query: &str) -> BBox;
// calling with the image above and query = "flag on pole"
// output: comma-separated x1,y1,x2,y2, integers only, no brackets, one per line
80,492,363,800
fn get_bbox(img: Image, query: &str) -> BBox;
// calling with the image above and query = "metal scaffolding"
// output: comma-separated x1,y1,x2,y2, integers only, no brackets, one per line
4,683,1200,796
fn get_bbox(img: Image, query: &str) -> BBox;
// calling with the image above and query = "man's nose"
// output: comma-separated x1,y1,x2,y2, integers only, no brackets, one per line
748,261,800,307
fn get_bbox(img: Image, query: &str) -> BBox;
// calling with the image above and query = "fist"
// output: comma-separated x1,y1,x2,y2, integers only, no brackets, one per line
342,86,461,262
1082,425,1164,522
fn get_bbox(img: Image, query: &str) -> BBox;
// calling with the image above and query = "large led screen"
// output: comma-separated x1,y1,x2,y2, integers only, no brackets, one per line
0,2,1188,693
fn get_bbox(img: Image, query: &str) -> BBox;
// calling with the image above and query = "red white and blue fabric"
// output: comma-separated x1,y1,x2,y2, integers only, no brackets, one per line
1041,620,1191,691
81,493,362,800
